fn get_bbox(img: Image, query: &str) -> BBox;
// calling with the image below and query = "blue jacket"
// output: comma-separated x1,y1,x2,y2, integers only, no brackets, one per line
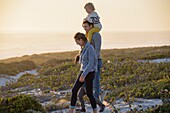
79,42,97,78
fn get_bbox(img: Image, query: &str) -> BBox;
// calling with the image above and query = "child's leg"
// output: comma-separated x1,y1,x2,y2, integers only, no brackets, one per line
87,27,100,43
78,87,86,109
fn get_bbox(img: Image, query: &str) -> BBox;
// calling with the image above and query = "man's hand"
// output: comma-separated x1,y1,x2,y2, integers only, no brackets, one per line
74,54,80,64
79,75,85,82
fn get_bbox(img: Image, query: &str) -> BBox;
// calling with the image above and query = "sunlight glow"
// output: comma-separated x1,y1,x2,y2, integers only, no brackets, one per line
0,0,170,33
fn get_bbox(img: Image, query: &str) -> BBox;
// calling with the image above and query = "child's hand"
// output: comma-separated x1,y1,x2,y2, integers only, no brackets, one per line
83,18,87,21
74,54,80,64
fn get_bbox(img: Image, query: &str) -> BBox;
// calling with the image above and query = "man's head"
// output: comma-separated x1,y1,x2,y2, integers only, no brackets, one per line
82,20,94,33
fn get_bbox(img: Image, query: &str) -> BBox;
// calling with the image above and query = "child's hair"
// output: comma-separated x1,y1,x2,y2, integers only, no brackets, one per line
74,32,87,42
82,20,94,27
84,2,95,10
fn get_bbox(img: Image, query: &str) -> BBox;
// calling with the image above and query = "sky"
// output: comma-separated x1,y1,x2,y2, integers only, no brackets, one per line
0,0,170,33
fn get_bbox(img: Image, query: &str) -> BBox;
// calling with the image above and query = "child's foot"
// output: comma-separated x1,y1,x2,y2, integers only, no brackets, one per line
80,108,86,112
99,104,105,112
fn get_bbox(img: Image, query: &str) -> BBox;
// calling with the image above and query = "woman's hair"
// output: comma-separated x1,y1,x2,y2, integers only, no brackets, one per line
84,2,95,10
74,32,87,42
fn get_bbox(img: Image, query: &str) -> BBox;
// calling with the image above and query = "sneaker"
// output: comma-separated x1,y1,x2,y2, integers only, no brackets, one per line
80,108,86,112
99,104,105,112
75,108,86,112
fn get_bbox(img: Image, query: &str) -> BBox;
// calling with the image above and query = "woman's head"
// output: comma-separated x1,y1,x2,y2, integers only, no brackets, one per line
84,2,95,13
74,32,87,46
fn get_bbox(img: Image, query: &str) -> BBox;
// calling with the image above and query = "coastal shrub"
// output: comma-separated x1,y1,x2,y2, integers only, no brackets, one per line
0,60,36,75
0,94,46,113
154,103,170,112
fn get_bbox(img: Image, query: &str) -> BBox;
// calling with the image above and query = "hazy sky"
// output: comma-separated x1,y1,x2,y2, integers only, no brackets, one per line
0,0,170,33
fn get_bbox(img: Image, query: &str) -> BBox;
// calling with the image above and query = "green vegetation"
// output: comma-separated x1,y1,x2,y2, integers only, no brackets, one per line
153,103,170,113
0,60,36,75
0,45,170,112
101,58,170,100
6,61,79,91
0,46,169,65
0,94,46,113
142,103,170,113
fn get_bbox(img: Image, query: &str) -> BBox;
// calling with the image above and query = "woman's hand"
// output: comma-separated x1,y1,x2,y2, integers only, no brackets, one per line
79,75,85,82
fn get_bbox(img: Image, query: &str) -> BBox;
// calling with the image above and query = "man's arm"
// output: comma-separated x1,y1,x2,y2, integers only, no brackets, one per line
91,33,101,59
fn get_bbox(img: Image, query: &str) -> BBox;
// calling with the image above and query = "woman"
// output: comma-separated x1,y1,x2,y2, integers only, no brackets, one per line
68,32,97,113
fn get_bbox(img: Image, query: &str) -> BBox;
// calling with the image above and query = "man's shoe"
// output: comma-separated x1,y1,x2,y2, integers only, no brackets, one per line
80,108,86,112
99,104,105,112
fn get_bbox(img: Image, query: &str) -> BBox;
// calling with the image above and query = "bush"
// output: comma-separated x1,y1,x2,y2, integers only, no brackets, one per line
155,103,170,112
0,94,46,113
0,60,36,75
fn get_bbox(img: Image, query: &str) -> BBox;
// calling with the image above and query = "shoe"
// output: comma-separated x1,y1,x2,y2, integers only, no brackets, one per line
76,108,86,112
99,104,105,112
80,108,86,112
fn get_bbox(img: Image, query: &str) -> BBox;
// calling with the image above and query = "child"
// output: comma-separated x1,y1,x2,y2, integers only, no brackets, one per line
84,2,102,43
77,86,105,112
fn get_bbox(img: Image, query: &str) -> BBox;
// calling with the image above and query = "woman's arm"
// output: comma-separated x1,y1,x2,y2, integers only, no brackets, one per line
81,46,95,78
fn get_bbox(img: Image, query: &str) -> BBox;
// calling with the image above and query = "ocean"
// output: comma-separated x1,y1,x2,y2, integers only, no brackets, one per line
0,31,170,59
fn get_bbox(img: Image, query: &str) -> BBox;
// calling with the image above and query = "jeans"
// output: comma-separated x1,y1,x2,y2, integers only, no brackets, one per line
93,59,102,99
70,71,96,110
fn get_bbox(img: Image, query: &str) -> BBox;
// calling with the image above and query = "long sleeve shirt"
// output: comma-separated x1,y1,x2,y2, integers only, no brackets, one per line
79,42,97,78
85,11,102,30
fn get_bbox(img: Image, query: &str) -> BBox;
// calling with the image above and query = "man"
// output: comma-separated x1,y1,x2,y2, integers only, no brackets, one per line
76,20,105,112
82,20,102,99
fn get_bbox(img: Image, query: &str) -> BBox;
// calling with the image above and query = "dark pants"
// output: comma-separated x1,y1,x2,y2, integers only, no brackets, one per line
78,86,103,109
71,71,96,110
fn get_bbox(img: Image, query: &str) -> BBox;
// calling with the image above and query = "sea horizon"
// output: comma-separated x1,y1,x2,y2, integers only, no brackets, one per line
0,31,170,60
